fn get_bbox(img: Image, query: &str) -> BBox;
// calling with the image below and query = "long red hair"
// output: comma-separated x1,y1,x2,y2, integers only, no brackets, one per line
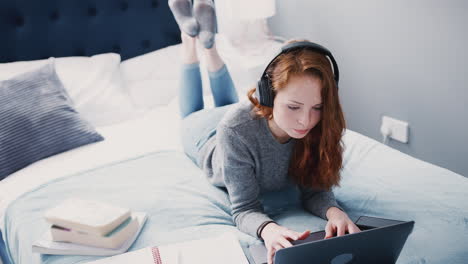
247,39,346,191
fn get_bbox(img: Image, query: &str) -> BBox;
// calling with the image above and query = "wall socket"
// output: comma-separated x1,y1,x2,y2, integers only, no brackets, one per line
381,116,409,143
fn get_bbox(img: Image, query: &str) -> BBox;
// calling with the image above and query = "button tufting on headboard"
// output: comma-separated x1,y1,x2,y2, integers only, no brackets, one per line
152,0,159,8
50,11,59,21
88,7,97,16
15,17,24,27
121,2,129,11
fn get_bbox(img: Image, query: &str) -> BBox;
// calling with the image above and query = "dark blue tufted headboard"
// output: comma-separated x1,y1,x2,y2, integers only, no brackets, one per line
0,0,181,63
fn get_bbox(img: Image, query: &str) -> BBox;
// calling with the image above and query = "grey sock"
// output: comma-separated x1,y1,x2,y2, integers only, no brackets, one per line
193,0,216,49
169,0,199,37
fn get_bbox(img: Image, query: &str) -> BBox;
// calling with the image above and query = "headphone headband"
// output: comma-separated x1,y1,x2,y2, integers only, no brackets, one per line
256,41,340,107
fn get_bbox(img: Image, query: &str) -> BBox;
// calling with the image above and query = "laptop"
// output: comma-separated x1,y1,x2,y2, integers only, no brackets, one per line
249,216,415,264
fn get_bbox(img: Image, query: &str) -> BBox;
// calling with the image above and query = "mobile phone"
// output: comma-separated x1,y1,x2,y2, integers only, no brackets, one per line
355,216,405,230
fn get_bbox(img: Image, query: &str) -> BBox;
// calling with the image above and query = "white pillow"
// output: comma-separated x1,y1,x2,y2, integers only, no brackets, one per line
120,44,182,84
121,43,229,110
121,44,185,110
120,36,279,110
0,53,140,127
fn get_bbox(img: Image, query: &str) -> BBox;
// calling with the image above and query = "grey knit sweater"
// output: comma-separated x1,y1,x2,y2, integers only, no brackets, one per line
198,100,341,238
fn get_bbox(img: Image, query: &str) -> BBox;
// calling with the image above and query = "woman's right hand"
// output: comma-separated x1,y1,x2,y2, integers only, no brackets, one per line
260,222,311,264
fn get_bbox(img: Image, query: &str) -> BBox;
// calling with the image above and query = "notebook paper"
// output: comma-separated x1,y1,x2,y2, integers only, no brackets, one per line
86,232,248,264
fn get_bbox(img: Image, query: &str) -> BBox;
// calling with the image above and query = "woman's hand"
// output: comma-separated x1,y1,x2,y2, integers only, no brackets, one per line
260,222,310,264
324,207,361,238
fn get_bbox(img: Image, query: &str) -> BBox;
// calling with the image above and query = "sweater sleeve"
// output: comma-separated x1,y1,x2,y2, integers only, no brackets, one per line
217,125,273,238
299,185,343,220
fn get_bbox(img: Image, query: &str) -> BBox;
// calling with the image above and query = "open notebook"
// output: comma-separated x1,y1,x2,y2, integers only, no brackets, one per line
84,232,249,264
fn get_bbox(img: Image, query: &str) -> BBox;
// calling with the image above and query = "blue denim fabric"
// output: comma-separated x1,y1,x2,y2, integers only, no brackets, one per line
179,63,239,165
180,105,232,166
178,62,204,119
178,63,238,118
207,64,239,108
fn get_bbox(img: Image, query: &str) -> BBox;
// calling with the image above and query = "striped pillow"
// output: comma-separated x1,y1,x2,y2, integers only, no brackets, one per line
0,62,104,180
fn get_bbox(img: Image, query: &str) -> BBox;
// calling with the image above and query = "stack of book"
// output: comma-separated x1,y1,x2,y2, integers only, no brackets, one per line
32,198,147,256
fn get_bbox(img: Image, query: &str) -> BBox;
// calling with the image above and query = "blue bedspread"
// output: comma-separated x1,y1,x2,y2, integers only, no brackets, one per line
2,134,468,264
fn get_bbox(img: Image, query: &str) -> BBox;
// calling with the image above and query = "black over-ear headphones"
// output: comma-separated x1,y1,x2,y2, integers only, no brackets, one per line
256,41,340,107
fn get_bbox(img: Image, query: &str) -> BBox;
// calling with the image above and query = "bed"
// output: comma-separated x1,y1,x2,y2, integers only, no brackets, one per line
1,1,467,264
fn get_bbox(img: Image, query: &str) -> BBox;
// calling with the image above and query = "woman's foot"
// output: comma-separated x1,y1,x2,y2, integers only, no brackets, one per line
169,0,199,37
181,32,199,64
193,0,216,49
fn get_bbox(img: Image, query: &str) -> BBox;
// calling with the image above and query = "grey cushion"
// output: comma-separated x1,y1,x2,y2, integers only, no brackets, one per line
0,62,104,180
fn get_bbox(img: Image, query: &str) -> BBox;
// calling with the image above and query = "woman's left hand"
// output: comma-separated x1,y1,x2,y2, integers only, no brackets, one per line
324,207,361,239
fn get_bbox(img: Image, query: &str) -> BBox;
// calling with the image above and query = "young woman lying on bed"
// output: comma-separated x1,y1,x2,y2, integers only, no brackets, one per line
170,0,361,263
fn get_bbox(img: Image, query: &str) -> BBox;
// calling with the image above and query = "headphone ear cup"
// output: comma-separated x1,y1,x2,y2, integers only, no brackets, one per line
257,77,274,107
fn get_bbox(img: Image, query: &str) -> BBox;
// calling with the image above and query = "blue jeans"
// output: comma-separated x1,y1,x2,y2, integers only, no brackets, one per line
179,63,239,166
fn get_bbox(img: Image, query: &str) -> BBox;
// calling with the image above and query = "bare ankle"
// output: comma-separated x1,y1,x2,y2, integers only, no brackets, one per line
181,33,199,64
202,44,224,72
182,49,199,64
